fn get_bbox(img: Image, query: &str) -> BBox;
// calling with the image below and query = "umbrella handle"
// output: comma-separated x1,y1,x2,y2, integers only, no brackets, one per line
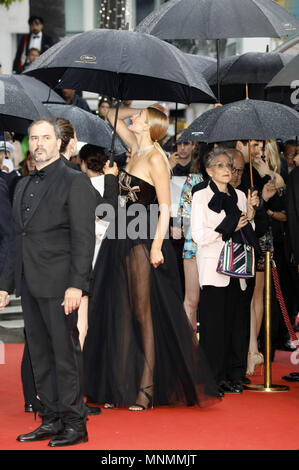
110,100,121,167
172,102,178,152
216,39,221,103
248,141,254,188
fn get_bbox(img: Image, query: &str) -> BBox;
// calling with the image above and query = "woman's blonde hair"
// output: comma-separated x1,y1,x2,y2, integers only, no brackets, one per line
265,139,281,174
145,104,171,174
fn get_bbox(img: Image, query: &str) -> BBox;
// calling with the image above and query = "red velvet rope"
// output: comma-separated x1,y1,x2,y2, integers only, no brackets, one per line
271,265,298,344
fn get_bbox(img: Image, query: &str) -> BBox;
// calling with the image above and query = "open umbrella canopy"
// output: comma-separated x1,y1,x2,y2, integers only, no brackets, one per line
266,54,299,88
24,29,216,105
14,74,65,104
0,74,52,134
185,53,216,79
206,52,294,86
45,103,127,155
136,0,299,101
136,0,299,39
179,99,299,143
204,51,295,104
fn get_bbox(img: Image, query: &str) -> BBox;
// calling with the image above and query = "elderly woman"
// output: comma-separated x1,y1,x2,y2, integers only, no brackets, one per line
191,147,259,395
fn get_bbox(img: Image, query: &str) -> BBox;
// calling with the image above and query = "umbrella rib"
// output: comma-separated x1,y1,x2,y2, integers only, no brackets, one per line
251,0,283,37
249,102,267,141
206,107,227,143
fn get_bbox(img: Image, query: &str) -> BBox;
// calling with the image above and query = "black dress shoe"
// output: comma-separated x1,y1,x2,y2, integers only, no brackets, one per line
48,427,88,447
282,375,299,382
87,405,102,415
232,381,244,391
290,372,299,378
219,381,243,394
17,421,63,442
242,377,251,385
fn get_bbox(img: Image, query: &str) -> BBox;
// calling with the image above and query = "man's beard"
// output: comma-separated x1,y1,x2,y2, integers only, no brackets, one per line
32,148,53,163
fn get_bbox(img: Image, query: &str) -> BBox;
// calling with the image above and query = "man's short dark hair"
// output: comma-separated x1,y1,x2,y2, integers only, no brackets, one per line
283,140,297,151
28,15,44,25
28,118,61,140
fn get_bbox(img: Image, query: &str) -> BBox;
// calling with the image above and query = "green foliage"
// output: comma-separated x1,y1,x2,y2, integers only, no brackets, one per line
0,0,23,9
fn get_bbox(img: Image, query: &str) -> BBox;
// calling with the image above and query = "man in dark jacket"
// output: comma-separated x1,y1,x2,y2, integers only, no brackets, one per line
13,16,54,74
0,118,96,447
0,179,14,284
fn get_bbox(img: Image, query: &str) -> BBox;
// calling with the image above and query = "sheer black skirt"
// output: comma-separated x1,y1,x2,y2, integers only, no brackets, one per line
83,229,220,408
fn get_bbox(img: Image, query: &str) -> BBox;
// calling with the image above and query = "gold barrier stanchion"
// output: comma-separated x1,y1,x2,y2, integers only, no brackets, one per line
244,251,289,392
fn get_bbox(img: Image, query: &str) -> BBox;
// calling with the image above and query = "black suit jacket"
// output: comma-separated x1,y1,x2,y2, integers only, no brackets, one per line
0,158,96,298
0,179,15,290
286,166,299,265
13,32,54,73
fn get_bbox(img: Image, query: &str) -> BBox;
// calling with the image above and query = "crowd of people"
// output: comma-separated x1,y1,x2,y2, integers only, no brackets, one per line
0,68,299,446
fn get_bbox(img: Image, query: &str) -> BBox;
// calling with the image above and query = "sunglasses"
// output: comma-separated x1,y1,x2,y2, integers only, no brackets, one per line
210,162,233,170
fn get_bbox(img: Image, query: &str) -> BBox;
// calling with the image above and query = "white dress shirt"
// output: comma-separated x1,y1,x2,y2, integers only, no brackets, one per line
28,32,43,51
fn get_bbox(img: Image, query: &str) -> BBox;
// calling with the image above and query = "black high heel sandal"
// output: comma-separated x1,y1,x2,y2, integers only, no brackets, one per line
129,385,153,412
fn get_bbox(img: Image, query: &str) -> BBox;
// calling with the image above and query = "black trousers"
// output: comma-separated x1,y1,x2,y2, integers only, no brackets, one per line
20,278,87,430
21,333,40,412
199,278,250,385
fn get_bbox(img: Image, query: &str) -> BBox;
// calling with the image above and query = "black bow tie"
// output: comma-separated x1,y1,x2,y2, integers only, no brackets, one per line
33,35,41,39
29,169,45,179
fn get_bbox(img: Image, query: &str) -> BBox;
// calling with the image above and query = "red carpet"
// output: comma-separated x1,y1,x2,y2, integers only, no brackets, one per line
0,344,298,451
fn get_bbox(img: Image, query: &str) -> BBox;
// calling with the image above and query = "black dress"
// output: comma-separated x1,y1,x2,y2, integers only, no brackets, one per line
83,170,220,408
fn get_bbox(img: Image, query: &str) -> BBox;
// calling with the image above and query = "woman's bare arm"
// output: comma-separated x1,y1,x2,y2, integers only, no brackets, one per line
107,107,140,153
148,152,171,268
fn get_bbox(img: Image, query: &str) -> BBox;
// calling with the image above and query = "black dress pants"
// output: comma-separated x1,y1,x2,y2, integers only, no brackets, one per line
21,334,40,412
199,278,247,385
20,278,87,430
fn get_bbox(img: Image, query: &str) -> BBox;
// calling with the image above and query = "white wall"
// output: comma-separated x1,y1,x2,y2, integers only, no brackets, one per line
0,0,30,74
241,37,272,54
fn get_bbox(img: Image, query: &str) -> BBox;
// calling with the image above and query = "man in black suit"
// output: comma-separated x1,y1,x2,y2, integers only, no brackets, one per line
0,179,14,286
13,16,54,74
0,118,96,447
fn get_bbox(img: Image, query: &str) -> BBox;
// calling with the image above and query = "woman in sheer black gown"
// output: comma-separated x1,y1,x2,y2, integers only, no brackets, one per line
83,104,220,411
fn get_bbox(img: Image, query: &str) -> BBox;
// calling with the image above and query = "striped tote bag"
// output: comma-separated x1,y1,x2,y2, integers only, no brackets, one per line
216,230,255,279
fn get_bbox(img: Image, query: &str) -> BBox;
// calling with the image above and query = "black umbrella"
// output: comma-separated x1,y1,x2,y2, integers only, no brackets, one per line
136,0,299,101
266,53,299,90
171,52,216,140
180,99,299,143
24,29,216,105
179,99,299,185
45,103,127,155
0,74,52,134
14,74,66,104
25,29,216,163
205,52,294,103
185,53,216,79
265,54,299,107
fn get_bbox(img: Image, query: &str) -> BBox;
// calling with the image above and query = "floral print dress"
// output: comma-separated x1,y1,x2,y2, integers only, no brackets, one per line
177,173,203,259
